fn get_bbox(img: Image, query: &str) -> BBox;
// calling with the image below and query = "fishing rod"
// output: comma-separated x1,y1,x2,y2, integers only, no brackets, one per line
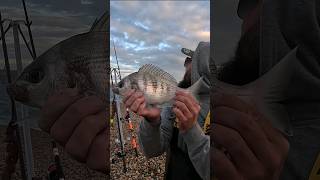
0,11,28,180
1,1,39,178
22,0,36,59
112,39,121,80
111,39,127,172
111,68,127,173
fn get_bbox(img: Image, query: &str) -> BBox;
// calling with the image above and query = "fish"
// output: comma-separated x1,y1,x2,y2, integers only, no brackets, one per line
112,64,207,106
210,47,299,136
6,12,109,130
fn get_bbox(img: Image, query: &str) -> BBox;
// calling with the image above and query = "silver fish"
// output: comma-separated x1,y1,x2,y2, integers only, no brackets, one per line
112,64,206,105
7,13,109,133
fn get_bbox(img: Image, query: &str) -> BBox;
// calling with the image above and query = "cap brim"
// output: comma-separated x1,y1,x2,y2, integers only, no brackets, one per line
181,48,194,58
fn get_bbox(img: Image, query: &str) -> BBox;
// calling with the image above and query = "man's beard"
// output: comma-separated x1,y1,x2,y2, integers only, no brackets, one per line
178,69,192,88
218,21,260,85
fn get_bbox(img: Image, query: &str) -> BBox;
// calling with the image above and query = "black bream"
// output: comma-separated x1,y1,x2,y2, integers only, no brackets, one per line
112,64,207,106
7,12,109,130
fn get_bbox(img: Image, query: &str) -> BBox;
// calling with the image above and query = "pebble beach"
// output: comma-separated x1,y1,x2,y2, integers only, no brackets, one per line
110,112,166,180
0,114,166,180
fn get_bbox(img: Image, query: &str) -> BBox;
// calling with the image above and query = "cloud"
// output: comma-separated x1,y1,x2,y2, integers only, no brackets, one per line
110,1,210,81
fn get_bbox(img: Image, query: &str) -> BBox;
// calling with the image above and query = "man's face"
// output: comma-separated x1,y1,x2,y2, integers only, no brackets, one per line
241,1,261,35
218,2,261,85
178,62,192,88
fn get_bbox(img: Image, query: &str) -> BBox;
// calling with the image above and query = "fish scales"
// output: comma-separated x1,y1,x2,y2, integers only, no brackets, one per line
113,64,179,105
8,31,108,108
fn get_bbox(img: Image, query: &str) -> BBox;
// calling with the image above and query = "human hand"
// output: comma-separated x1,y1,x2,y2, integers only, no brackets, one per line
41,88,109,174
211,93,289,180
123,89,161,124
173,90,201,133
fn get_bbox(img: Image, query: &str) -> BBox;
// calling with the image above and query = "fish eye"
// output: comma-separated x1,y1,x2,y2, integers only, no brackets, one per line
26,68,45,83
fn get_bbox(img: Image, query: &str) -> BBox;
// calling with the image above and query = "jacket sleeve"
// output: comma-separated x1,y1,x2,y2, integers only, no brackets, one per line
182,122,210,180
137,107,174,158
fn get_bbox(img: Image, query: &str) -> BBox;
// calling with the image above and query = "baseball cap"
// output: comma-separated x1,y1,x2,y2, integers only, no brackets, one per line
181,47,194,66
237,0,259,19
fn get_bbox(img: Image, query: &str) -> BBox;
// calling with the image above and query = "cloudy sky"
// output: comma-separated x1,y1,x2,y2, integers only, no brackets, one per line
0,0,106,70
110,1,210,81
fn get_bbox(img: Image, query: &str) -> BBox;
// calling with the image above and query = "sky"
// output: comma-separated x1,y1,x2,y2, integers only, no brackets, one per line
110,1,210,81
0,0,106,70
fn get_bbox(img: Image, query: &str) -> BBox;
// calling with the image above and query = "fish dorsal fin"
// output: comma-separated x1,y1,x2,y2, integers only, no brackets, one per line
138,64,177,84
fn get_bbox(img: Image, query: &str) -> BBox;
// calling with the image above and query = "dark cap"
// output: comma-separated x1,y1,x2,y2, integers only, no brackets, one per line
181,48,194,58
237,0,259,19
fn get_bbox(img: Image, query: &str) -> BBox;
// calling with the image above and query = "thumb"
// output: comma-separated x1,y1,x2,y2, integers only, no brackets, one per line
139,103,160,121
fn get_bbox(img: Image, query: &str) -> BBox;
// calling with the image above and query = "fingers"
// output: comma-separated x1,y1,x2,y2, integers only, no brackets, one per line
124,90,143,108
213,106,272,163
212,124,260,174
86,129,109,173
213,93,281,143
173,90,201,132
42,90,108,173
173,107,187,122
65,110,107,163
123,91,160,122
212,147,240,180
176,90,198,104
175,90,199,112
124,90,147,115
40,88,81,132
137,101,147,116
212,93,289,179
123,89,135,103
175,91,200,115
130,96,145,112
50,96,105,145
174,101,193,120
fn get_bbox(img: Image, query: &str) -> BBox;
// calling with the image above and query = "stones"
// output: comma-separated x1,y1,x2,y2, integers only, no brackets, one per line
0,126,108,180
110,115,166,179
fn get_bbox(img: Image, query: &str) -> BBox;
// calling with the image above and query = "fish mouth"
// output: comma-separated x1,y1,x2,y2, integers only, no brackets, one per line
7,84,29,103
